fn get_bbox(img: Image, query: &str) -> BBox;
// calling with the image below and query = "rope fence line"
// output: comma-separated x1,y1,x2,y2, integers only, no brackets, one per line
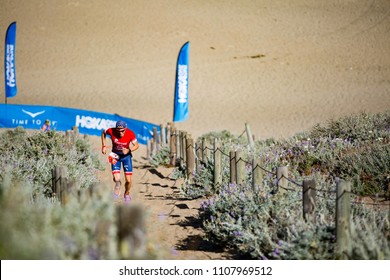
149,124,377,194
238,129,246,138
147,123,389,200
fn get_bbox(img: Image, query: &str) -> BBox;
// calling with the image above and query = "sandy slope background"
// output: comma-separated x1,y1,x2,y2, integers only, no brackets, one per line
1,0,389,140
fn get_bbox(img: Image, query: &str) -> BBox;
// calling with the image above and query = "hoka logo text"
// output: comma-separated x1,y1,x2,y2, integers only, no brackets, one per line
6,45,16,87
75,115,116,130
177,65,188,103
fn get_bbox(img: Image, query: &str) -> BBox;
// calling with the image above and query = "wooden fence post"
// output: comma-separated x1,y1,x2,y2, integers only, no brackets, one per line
152,127,159,154
169,127,177,166
117,205,146,259
60,167,69,205
181,131,187,167
245,123,255,149
202,138,210,163
252,157,263,189
186,135,195,180
62,179,76,205
146,138,152,160
52,166,68,205
52,166,60,200
276,166,288,194
160,124,165,145
236,150,245,185
302,179,316,223
176,130,182,164
229,151,236,184
72,126,79,135
213,139,222,189
166,122,172,146
336,179,351,260
195,141,202,172
65,130,73,149
64,126,79,148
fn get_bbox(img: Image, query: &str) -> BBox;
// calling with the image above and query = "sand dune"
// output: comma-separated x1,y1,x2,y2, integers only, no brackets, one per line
1,0,389,140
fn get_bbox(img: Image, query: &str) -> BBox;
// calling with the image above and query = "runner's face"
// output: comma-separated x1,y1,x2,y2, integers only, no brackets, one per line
116,128,125,135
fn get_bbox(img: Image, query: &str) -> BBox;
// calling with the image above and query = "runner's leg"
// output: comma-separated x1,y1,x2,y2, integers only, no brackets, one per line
124,174,132,195
112,160,122,196
123,155,133,198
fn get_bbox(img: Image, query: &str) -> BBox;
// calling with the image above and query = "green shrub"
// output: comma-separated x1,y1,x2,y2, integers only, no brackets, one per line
0,128,104,194
149,145,171,167
0,172,117,259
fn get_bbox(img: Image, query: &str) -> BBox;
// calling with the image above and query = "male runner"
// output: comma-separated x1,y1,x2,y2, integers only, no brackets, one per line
101,120,139,202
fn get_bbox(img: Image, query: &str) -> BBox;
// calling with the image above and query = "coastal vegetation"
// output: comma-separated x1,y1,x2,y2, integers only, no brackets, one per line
156,111,390,259
0,111,388,259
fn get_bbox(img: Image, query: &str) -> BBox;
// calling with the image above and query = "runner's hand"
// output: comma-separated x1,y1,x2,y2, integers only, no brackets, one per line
102,146,107,154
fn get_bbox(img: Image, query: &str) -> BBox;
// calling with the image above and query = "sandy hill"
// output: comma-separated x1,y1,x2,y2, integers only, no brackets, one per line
1,0,389,140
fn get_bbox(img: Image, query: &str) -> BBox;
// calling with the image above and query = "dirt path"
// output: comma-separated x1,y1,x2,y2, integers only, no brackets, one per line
97,144,230,260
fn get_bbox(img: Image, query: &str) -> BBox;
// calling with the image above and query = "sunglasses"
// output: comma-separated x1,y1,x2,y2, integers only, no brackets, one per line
116,128,125,133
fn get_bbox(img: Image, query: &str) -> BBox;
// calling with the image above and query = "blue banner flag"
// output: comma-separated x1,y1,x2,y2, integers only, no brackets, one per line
173,41,189,122
0,104,159,145
4,22,17,99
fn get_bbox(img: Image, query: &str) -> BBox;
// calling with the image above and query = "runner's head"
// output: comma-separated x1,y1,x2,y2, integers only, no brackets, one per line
115,120,127,134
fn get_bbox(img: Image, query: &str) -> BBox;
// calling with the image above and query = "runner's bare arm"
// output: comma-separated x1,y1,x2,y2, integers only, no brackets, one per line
130,140,139,153
101,130,107,154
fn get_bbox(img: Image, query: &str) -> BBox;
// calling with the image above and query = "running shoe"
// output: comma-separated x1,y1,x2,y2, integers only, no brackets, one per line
124,195,131,203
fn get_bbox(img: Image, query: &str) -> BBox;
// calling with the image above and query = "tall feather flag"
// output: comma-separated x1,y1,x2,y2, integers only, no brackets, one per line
173,41,190,122
4,22,18,101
